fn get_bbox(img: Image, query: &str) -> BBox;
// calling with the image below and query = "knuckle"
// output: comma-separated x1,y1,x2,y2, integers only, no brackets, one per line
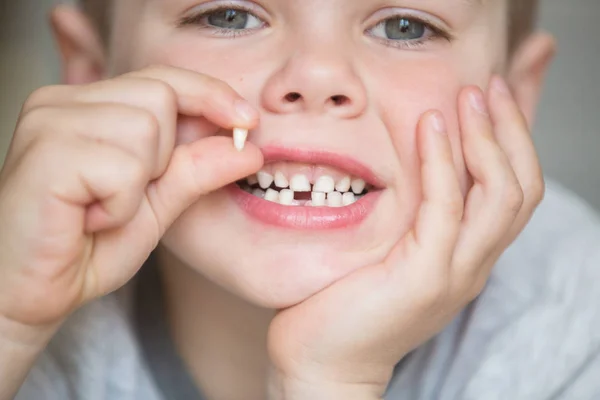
525,177,546,208
147,80,178,108
22,85,64,112
127,107,160,140
500,181,524,215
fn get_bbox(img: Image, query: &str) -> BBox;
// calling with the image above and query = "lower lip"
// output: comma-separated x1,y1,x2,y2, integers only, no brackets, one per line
228,185,381,230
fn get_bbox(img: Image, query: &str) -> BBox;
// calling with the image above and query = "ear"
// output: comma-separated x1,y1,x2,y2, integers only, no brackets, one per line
506,32,557,128
50,5,106,85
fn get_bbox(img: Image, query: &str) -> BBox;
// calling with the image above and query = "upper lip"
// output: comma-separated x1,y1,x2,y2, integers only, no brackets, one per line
260,145,385,189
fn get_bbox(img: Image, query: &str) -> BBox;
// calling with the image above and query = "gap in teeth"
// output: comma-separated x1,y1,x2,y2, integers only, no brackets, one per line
236,178,369,206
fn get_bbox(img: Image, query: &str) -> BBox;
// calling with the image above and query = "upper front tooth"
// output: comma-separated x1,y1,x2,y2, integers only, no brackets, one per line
351,179,366,194
257,171,274,189
327,192,343,207
274,171,289,188
279,189,295,205
335,176,351,192
313,176,335,193
290,174,311,192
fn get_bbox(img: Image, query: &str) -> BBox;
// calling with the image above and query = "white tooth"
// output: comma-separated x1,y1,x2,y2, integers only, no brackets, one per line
351,179,366,194
342,192,356,206
233,128,248,151
327,191,343,207
257,171,274,189
264,188,279,203
290,174,311,192
274,171,289,188
313,176,335,193
252,188,265,198
279,189,295,205
311,192,326,207
247,174,259,186
305,201,313,207
335,176,351,192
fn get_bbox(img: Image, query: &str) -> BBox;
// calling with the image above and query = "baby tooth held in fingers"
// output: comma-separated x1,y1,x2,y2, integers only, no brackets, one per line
257,171,274,189
264,188,279,203
279,189,295,206
335,176,351,192
351,179,366,194
313,176,335,193
311,192,326,207
274,171,289,188
327,192,343,207
233,128,248,151
290,174,311,192
342,192,356,206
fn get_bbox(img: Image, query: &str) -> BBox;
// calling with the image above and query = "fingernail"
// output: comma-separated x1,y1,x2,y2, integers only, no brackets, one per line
430,112,447,135
234,99,258,123
469,90,488,115
492,76,511,96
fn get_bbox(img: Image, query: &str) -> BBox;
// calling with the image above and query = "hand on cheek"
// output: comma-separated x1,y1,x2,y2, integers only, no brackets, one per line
267,77,544,399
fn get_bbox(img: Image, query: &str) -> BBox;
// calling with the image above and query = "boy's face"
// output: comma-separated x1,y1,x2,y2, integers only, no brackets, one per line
58,0,552,308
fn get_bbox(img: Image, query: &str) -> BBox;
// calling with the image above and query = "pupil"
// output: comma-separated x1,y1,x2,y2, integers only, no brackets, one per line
208,9,248,29
385,18,425,40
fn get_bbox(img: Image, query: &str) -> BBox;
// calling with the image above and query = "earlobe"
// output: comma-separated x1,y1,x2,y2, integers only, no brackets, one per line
506,32,557,128
50,4,106,85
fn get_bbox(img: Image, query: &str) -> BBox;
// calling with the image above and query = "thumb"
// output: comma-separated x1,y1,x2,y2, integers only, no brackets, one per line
147,136,263,236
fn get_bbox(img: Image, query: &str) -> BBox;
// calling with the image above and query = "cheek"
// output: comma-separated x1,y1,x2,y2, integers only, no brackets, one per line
367,59,470,197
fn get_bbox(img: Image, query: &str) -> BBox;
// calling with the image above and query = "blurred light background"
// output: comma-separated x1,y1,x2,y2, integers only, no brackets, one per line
1,1,599,210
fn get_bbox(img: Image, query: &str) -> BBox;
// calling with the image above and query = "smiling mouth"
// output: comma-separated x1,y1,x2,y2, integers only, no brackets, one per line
236,168,373,207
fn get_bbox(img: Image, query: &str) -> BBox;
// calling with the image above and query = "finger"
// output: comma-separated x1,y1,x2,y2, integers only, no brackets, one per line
146,136,264,236
451,87,524,282
387,111,463,270
15,134,149,234
125,65,259,128
486,76,545,251
12,105,159,183
72,77,177,177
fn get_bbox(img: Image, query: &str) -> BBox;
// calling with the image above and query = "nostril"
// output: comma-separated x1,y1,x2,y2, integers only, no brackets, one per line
284,92,302,103
330,95,350,106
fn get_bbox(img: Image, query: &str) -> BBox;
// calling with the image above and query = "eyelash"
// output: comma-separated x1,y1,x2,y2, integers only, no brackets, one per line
178,6,453,49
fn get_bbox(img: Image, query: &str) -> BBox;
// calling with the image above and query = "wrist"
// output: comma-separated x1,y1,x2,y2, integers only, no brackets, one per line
0,316,59,399
268,368,386,400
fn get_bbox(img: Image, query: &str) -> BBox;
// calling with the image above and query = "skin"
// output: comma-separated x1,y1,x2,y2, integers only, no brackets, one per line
0,0,556,399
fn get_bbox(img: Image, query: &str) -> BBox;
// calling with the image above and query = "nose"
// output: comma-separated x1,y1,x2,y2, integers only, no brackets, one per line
261,49,367,119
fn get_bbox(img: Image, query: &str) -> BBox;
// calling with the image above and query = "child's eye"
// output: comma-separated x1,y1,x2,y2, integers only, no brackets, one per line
179,7,265,34
373,18,426,41
205,9,263,30
367,16,451,49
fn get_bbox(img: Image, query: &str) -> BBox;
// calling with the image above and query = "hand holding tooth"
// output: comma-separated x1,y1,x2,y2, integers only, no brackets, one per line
267,77,544,399
0,65,262,369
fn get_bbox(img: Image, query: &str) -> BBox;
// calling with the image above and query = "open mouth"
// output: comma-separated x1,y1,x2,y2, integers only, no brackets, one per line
236,164,374,208
229,147,383,229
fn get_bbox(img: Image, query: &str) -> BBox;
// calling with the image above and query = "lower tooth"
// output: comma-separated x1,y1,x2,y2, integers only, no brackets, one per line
311,192,326,207
264,188,279,203
327,192,343,207
279,189,295,206
252,188,265,198
342,192,356,206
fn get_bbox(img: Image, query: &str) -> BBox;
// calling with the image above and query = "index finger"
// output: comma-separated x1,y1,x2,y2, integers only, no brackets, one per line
125,65,259,130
